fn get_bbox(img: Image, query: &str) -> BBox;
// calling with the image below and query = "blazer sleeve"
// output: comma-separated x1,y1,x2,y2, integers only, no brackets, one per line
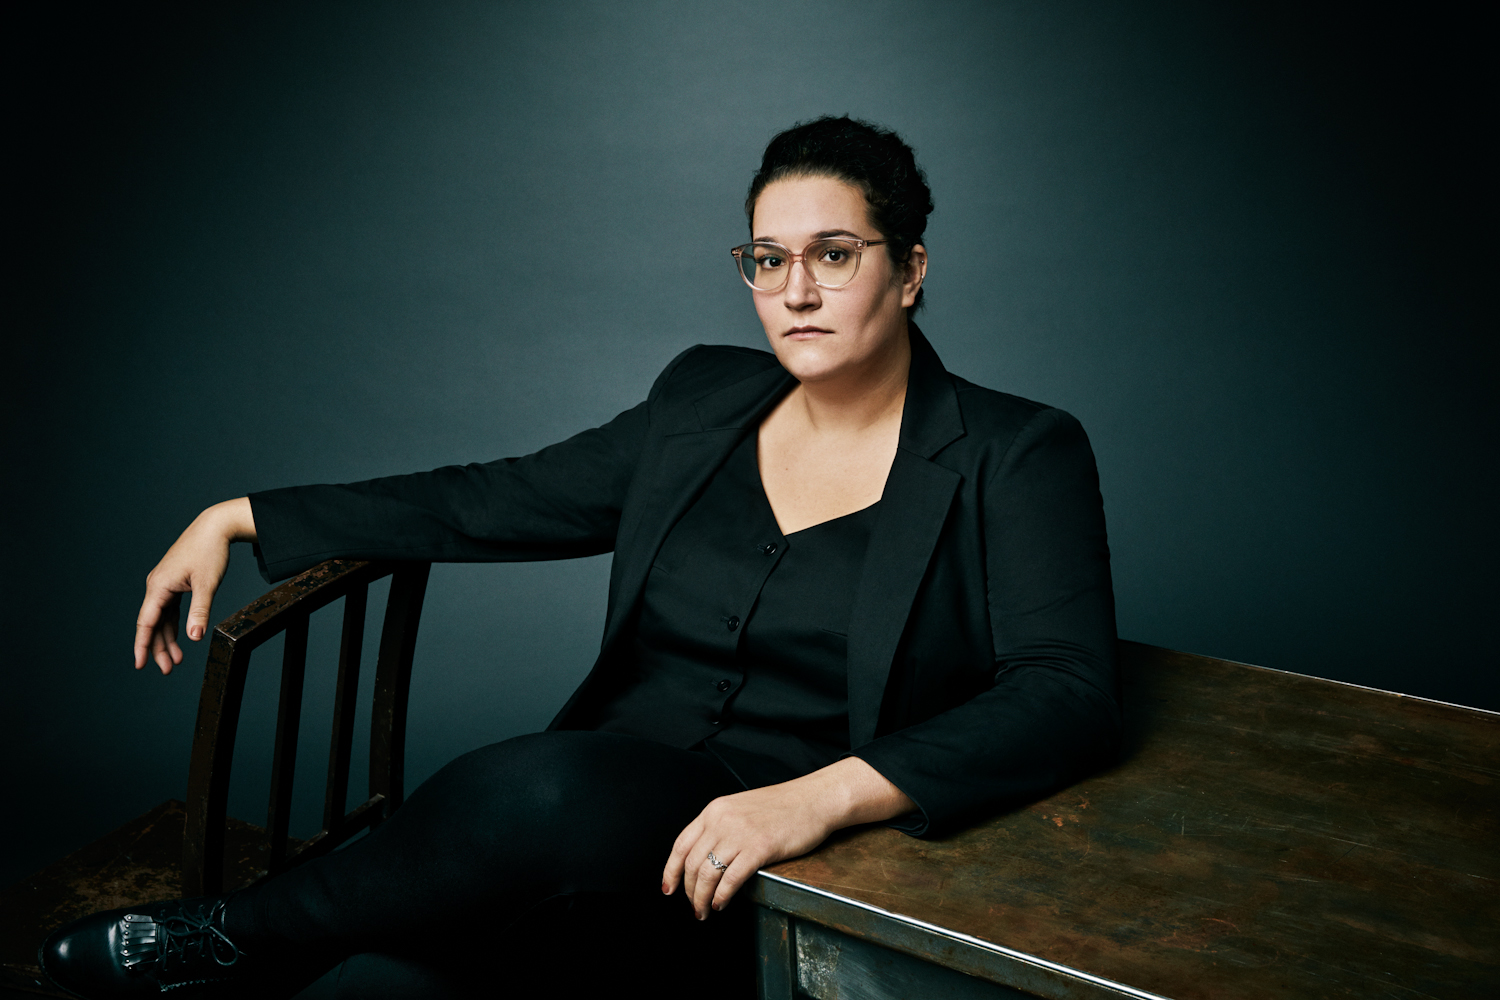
248,349,695,582
851,407,1121,836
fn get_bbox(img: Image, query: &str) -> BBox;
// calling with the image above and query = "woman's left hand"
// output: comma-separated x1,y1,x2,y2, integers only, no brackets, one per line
662,756,914,919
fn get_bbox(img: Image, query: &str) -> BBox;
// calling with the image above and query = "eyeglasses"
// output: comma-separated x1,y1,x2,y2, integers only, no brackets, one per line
730,237,891,292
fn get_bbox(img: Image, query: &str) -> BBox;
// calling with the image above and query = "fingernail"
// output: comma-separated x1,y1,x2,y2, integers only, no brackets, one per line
712,902,721,911
661,882,670,895
190,626,202,640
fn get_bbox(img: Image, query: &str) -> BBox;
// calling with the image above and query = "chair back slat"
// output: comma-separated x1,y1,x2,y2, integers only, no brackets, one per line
369,563,432,821
183,641,253,896
323,582,368,837
266,613,310,868
181,559,430,896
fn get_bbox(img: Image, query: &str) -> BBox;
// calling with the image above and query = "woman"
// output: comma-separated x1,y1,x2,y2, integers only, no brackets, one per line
42,116,1120,998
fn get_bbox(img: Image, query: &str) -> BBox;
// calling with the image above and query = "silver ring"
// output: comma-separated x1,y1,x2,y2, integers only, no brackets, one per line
706,851,729,872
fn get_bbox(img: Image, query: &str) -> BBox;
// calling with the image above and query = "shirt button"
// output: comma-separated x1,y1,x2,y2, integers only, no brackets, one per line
710,719,722,726
761,543,778,555
716,679,732,692
725,615,740,632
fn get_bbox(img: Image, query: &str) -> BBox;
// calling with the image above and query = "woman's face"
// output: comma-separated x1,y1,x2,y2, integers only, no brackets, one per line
748,175,925,385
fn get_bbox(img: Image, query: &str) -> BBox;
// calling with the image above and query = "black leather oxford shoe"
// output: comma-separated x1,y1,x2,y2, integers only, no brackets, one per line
39,897,261,999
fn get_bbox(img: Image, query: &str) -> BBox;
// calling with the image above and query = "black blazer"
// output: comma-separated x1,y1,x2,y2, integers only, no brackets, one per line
251,326,1121,835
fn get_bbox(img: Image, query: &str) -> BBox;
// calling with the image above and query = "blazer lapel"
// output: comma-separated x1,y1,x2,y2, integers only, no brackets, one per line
846,326,966,747
600,363,795,653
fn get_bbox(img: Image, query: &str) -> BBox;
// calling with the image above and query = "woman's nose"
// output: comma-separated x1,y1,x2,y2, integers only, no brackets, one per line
782,259,821,308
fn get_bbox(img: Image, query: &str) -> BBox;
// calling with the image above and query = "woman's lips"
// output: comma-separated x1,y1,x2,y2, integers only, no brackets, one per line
785,326,832,339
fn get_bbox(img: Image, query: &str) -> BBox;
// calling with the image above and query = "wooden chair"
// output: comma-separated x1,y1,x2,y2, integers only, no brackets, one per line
0,558,431,996
183,558,430,895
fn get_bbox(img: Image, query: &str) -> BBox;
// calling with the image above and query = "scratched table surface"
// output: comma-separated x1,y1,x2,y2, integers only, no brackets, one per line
761,641,1499,999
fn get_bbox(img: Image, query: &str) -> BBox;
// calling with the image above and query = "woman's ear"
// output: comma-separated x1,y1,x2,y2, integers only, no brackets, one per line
900,244,927,309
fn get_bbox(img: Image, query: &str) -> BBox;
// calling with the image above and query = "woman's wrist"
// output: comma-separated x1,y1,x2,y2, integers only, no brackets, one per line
801,756,915,832
199,497,258,545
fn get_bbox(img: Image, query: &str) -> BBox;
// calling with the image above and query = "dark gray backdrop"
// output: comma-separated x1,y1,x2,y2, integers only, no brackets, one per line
6,1,1493,887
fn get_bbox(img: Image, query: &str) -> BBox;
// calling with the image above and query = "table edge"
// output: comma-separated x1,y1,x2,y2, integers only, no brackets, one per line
1120,639,1500,718
750,871,1175,1000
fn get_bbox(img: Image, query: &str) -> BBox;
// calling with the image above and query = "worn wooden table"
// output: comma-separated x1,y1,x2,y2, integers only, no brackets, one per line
749,641,1498,1000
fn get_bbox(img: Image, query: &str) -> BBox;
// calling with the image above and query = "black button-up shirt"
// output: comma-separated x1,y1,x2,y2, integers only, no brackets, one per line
594,433,878,787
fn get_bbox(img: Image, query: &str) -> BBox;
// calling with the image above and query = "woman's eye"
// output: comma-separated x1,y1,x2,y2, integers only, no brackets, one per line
820,248,848,263
758,255,786,269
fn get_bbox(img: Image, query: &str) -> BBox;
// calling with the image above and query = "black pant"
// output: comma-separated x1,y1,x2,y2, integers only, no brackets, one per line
230,731,749,998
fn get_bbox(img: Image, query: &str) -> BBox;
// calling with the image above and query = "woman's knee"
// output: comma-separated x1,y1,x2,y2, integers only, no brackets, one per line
400,733,659,843
422,732,620,810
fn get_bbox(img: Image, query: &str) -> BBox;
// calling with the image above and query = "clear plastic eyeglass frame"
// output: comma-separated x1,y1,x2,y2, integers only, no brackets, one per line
730,237,892,292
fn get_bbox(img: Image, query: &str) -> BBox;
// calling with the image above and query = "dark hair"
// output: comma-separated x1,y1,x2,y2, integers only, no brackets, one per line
746,115,934,311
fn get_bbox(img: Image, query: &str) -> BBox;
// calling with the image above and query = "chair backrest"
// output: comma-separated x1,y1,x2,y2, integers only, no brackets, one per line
182,558,431,895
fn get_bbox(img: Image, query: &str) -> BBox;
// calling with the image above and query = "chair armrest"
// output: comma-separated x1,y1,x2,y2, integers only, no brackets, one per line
214,558,391,652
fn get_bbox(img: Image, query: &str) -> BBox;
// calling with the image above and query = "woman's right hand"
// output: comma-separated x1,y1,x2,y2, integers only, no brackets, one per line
134,498,257,675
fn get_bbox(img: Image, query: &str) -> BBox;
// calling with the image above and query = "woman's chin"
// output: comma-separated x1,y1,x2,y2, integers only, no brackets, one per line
777,357,845,385
769,338,853,383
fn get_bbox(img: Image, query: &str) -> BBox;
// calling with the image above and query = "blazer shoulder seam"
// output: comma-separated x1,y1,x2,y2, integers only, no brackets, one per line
657,344,779,397
981,405,1084,488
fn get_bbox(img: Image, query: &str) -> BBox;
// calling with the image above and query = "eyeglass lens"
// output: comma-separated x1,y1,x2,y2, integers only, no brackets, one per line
738,240,860,290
